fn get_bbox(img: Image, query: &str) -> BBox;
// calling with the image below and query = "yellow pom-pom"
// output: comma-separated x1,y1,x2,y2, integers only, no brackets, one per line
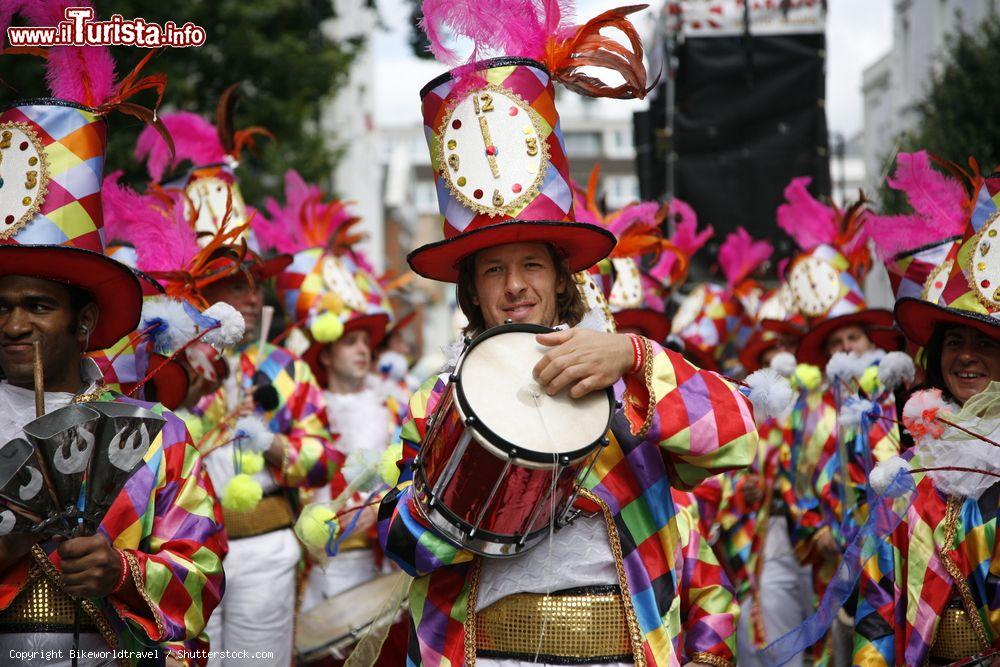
236,450,265,475
859,366,880,395
221,474,263,512
379,444,403,487
794,363,822,392
311,311,344,343
320,292,345,315
295,502,340,551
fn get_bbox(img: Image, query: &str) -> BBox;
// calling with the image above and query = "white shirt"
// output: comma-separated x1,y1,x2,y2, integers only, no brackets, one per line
0,359,103,444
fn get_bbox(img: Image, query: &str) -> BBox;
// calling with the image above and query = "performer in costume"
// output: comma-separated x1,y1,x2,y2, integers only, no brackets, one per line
135,105,339,667
377,4,760,666
775,179,911,665
0,7,226,663
852,161,1000,666
253,170,401,608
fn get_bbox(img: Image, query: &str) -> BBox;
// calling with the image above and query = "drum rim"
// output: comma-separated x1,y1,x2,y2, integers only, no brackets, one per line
454,323,615,464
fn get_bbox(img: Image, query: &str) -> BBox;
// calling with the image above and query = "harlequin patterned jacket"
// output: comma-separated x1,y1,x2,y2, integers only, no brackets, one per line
193,343,338,488
0,394,227,666
378,343,758,667
853,465,1000,665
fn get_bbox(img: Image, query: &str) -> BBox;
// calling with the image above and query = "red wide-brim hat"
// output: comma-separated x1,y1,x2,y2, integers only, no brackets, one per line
407,220,615,283
613,308,672,343
894,296,1000,347
302,313,391,389
0,245,142,351
796,308,897,366
246,251,293,282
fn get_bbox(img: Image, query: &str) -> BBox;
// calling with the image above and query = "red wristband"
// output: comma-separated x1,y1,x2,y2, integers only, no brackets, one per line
627,334,644,375
111,548,130,594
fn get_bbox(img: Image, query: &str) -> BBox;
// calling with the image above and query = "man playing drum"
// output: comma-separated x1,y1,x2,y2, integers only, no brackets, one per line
377,4,758,666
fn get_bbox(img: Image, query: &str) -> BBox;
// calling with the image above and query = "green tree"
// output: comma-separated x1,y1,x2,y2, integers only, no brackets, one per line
1,1,363,204
877,9,1000,211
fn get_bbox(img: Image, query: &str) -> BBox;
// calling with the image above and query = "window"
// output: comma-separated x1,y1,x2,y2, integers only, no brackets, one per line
563,131,602,157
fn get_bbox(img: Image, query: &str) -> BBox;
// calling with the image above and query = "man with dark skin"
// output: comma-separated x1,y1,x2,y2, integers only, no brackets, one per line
0,276,134,602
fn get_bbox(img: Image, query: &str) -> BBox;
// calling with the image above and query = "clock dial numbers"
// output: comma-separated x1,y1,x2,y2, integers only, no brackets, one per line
0,122,49,240
438,84,549,216
969,214,1000,309
789,257,841,317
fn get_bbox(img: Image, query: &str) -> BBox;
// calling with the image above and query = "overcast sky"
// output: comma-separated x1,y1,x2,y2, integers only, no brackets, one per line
371,0,894,138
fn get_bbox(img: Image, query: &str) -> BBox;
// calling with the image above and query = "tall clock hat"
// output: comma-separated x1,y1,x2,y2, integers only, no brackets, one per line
407,0,650,282
895,166,1000,346
255,170,393,386
134,86,291,281
0,1,171,350
777,177,899,366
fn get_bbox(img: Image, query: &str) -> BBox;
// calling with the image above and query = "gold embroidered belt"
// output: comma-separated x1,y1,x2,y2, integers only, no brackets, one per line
223,493,295,540
929,602,988,662
475,586,632,663
0,567,97,632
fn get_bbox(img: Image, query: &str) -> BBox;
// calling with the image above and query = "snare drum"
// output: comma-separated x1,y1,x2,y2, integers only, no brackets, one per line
412,324,614,557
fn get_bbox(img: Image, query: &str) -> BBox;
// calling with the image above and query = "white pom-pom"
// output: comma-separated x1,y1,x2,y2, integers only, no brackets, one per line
141,297,196,354
839,397,875,429
744,368,795,421
852,349,886,379
342,447,382,492
235,415,274,453
202,302,246,348
377,350,410,380
769,351,797,378
825,352,855,383
877,351,915,391
869,455,911,496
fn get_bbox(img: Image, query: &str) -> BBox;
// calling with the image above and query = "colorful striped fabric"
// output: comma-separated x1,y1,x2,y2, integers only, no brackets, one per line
853,464,1000,665
378,343,758,667
193,343,338,488
0,394,227,663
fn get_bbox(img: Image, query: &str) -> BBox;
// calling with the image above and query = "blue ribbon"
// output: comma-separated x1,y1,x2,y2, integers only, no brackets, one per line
758,469,915,666
325,486,386,557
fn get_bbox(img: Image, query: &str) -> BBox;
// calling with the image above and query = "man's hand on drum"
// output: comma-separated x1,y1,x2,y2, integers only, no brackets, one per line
534,329,636,398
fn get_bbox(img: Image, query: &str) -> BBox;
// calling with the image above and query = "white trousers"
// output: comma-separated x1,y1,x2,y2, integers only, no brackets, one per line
737,517,814,667
205,528,301,667
299,548,380,614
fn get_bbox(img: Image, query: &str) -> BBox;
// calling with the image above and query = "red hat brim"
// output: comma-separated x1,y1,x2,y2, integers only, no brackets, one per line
248,253,293,281
147,353,188,411
407,221,616,282
0,246,142,351
613,309,672,343
796,309,896,366
894,297,1000,347
302,313,391,388
741,319,806,372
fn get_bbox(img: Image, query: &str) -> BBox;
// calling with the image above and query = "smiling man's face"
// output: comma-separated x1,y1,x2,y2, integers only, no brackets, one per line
940,325,1000,405
472,242,564,330
0,275,95,392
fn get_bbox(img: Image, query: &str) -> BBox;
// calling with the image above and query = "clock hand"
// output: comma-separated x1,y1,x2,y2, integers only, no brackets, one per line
478,116,501,179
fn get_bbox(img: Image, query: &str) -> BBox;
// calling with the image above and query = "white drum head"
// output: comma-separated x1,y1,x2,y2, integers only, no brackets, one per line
459,330,612,455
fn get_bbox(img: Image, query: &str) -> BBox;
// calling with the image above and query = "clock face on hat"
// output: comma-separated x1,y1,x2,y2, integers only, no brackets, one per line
609,258,643,309
922,259,954,303
672,284,707,334
757,283,793,321
438,84,549,217
321,256,368,313
184,177,249,246
0,122,49,240
969,212,1000,309
788,256,841,317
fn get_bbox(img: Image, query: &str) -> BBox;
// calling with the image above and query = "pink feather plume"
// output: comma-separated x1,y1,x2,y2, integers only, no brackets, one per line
865,151,969,259
718,227,773,287
420,0,574,65
256,170,360,257
101,171,200,273
776,177,838,251
20,1,116,107
1,1,28,50
606,202,659,238
135,112,226,183
668,198,713,257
